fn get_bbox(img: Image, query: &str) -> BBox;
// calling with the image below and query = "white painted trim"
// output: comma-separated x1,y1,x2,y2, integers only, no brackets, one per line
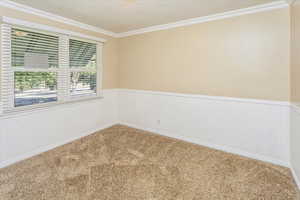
0,97,102,120
0,90,115,120
291,103,300,114
0,0,117,37
118,89,290,107
0,122,116,168
0,89,118,120
291,165,300,189
2,16,107,43
117,1,289,37
119,122,290,167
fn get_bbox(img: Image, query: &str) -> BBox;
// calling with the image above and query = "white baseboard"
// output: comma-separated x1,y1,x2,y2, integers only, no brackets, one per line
119,122,290,168
0,122,116,169
0,120,290,169
1,120,298,190
291,165,300,189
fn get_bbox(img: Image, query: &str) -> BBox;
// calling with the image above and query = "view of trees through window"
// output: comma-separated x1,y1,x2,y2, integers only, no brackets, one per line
69,39,97,96
14,72,57,107
70,72,97,96
12,27,59,107
11,28,98,108
15,72,57,92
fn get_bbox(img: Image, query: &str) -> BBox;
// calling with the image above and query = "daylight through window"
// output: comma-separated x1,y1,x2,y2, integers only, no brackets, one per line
0,24,102,112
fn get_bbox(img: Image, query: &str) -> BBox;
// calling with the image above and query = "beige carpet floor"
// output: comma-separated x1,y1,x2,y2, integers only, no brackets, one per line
0,125,299,200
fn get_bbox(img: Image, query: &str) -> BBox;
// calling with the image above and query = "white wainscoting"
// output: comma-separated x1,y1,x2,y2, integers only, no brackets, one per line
0,89,118,168
0,88,292,170
118,89,290,167
290,104,300,189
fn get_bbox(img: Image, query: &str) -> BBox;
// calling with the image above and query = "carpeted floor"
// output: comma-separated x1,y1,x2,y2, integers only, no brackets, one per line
0,125,299,200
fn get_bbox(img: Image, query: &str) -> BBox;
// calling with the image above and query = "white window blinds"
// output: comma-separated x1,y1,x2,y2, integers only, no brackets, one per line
11,28,59,107
0,24,103,114
11,28,59,69
1,24,14,111
69,39,97,97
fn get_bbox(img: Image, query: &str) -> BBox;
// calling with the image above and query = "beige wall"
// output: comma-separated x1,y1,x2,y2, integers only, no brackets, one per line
0,6,292,101
119,8,290,101
291,1,300,104
0,6,119,89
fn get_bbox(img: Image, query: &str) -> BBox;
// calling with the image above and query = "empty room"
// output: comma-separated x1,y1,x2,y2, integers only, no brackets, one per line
0,0,300,199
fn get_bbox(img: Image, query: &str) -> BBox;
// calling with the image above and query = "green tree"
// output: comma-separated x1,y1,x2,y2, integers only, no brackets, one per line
14,72,56,92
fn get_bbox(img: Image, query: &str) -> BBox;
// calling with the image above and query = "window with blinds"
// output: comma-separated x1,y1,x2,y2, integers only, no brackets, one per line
12,28,59,68
69,39,97,97
0,24,102,113
11,28,59,107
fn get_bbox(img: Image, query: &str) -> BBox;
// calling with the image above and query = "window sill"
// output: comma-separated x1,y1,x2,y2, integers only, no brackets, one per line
0,96,104,119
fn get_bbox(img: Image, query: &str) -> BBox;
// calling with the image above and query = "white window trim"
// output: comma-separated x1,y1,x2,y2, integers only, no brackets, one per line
69,36,100,99
0,18,105,115
2,16,107,43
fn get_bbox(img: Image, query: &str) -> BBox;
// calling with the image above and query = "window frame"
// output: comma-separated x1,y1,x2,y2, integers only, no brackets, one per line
69,36,100,99
0,23,104,114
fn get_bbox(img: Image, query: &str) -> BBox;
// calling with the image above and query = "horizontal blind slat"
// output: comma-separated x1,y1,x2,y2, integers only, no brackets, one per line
11,28,59,69
57,35,70,101
1,24,14,111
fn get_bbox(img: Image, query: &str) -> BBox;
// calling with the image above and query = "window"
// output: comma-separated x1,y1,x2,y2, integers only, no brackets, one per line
11,28,59,107
69,39,97,97
0,24,103,113
14,72,58,107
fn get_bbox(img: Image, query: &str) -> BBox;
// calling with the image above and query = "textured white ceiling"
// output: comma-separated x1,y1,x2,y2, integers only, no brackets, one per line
9,0,282,33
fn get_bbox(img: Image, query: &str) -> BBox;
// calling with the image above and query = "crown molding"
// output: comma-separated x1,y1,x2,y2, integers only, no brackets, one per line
0,0,290,38
2,16,107,43
0,0,118,37
116,1,289,38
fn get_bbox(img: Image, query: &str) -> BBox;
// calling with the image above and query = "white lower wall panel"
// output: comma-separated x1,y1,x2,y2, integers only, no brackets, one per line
0,89,118,168
0,89,291,169
290,105,300,189
118,89,290,167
